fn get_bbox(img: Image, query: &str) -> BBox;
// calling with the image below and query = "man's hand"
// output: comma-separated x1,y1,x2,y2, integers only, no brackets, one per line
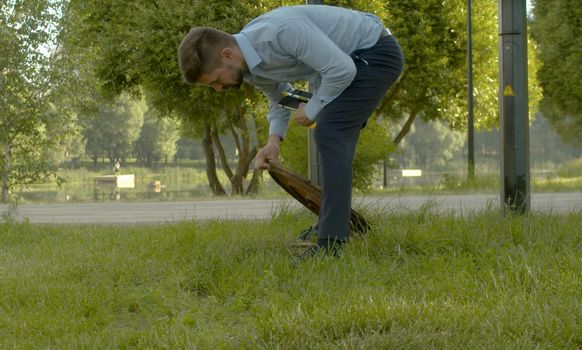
293,102,315,127
255,135,281,170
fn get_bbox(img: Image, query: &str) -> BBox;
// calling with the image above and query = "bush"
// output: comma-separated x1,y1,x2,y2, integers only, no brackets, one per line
280,120,395,191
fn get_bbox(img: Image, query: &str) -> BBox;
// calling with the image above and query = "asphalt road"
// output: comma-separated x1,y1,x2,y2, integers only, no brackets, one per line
1,192,580,224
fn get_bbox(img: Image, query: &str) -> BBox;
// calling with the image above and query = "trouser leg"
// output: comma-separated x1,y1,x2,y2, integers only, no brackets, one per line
314,35,404,242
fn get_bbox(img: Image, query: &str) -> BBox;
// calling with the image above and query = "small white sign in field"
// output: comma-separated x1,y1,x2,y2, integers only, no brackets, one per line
402,169,422,177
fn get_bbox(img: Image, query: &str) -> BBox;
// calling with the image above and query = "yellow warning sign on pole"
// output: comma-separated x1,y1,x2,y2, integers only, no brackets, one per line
503,84,515,96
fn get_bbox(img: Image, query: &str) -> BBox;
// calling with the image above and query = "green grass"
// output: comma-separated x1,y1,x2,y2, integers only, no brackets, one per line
1,209,581,349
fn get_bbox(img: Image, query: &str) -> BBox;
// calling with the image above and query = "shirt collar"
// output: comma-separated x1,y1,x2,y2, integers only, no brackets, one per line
234,33,262,73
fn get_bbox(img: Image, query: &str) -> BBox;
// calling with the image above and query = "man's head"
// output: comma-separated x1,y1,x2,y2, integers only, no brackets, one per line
178,27,246,91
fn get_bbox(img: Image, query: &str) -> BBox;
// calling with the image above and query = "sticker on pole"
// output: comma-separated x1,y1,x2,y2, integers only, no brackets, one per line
503,84,515,96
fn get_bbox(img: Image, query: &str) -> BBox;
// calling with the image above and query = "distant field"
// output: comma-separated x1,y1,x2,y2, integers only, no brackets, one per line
14,162,285,203
1,209,580,348
11,157,582,203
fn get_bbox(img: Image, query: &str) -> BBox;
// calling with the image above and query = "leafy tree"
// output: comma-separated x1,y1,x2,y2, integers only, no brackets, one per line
62,0,272,195
275,0,501,177
0,0,71,202
376,0,490,143
134,110,180,167
61,0,542,196
83,94,145,166
45,112,86,168
280,119,394,191
396,119,465,170
175,138,203,161
531,0,582,148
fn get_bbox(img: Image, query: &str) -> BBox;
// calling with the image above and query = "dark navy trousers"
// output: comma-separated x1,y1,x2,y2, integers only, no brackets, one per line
314,34,404,242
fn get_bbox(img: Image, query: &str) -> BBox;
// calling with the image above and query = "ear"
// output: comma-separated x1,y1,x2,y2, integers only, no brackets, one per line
219,47,234,59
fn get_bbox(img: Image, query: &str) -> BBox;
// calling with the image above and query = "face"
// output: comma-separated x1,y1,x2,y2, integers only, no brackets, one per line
198,63,244,92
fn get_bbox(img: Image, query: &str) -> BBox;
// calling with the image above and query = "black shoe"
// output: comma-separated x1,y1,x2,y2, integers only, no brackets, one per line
297,225,318,241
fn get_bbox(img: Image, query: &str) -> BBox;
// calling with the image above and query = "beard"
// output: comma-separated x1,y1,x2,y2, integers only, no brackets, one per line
231,67,244,90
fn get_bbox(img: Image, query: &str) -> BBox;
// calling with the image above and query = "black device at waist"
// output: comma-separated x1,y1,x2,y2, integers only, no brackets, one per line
378,28,390,43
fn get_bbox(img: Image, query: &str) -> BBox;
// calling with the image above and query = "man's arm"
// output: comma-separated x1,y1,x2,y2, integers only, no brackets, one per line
255,134,281,170
277,19,357,121
243,76,294,170
246,76,295,139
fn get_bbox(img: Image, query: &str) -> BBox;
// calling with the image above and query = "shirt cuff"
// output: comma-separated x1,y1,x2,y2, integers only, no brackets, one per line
304,97,324,122
269,115,290,139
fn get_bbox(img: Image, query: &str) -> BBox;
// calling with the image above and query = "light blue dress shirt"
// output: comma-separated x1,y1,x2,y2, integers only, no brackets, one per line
233,5,386,138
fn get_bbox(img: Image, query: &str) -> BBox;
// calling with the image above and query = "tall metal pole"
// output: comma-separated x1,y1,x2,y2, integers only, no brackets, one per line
306,0,323,186
467,0,475,179
498,0,530,213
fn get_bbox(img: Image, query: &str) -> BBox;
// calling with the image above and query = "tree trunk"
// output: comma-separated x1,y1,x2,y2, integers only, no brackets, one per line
216,107,258,196
246,112,265,195
2,142,11,203
235,106,251,179
146,153,152,168
211,125,243,194
202,124,226,196
382,109,419,186
246,168,262,194
382,158,388,188
211,126,234,179
230,144,256,195
241,147,257,177
393,109,419,146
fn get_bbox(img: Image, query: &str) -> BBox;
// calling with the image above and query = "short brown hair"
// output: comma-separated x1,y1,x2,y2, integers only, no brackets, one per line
178,27,235,85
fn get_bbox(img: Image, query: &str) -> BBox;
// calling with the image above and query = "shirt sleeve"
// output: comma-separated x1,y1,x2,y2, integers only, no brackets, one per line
244,76,294,138
276,18,357,121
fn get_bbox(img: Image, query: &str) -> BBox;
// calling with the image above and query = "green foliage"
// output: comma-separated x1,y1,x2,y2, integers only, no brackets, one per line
398,119,465,169
382,0,540,133
0,0,72,201
83,94,146,163
531,0,582,148
280,120,394,191
278,124,309,176
63,0,263,126
62,0,273,194
43,108,86,168
324,0,389,17
59,1,544,195
134,111,180,167
383,0,471,126
352,121,396,190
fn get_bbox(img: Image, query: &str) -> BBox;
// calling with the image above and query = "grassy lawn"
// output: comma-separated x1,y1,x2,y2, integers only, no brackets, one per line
1,209,581,349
